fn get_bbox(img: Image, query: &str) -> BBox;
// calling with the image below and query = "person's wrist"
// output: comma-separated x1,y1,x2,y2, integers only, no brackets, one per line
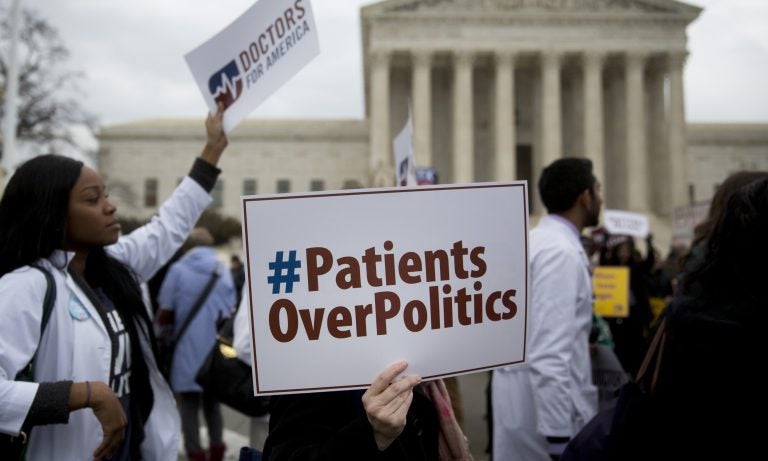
200,141,227,166
367,416,397,451
372,432,395,451
88,381,108,410
205,137,227,151
200,142,227,166
205,128,228,150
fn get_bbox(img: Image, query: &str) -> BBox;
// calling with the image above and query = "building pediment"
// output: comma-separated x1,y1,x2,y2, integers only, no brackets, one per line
364,0,701,21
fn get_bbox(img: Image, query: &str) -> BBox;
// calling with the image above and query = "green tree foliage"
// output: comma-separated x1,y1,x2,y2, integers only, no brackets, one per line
195,209,242,245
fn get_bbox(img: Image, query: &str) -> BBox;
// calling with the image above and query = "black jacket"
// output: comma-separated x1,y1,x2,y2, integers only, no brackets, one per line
263,388,439,461
564,292,767,461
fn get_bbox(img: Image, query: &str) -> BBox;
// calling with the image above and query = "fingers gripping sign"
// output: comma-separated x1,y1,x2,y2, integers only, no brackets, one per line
206,102,228,149
362,360,422,451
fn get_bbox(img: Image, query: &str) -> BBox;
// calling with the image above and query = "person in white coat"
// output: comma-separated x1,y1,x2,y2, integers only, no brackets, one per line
492,157,602,460
0,104,228,461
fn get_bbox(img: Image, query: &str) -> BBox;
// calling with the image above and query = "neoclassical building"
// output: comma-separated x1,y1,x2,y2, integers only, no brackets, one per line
363,0,699,221
98,0,768,248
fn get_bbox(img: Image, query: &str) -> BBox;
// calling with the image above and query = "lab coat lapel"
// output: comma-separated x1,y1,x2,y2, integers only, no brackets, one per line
64,274,109,336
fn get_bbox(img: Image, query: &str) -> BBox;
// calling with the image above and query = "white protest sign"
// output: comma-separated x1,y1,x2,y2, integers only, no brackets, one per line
393,112,417,187
241,183,529,395
185,0,319,133
673,202,709,244
604,209,649,238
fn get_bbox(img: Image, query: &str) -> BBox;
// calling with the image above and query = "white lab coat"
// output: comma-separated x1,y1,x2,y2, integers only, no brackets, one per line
232,285,271,451
0,176,211,461
233,286,253,366
492,215,598,460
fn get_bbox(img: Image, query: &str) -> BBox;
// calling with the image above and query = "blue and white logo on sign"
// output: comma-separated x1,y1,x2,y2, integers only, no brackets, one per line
208,60,243,109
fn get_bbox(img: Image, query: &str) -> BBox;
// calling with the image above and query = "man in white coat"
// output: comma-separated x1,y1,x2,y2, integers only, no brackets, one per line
492,157,602,460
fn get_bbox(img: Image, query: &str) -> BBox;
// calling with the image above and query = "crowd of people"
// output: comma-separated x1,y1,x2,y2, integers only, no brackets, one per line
0,100,765,461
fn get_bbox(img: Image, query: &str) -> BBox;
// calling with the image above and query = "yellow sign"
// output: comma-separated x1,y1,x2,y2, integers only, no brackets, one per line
649,297,667,322
593,266,629,318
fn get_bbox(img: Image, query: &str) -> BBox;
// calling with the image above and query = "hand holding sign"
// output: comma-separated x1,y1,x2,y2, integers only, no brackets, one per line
201,103,228,165
363,361,422,451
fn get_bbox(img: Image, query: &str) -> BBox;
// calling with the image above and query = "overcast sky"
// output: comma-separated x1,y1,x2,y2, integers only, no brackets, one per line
8,0,768,128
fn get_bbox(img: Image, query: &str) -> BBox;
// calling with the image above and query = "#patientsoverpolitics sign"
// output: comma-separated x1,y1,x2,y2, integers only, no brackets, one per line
185,0,319,133
241,183,530,395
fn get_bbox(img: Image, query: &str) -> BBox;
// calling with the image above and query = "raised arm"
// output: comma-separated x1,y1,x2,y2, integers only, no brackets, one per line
106,105,228,281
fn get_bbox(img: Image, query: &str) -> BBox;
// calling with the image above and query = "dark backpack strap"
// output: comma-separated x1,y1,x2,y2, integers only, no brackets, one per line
15,264,56,380
31,265,56,336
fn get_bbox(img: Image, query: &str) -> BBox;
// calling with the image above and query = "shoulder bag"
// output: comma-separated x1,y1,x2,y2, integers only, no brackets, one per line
195,315,270,417
562,318,667,461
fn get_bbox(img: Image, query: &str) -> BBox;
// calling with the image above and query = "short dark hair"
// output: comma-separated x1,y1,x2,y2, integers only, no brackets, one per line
538,157,596,214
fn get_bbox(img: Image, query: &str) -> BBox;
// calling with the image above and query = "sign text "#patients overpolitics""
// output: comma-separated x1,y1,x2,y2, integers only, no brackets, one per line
268,240,520,342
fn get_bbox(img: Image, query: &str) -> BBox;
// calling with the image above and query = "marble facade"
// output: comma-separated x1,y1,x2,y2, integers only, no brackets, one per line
96,0,768,248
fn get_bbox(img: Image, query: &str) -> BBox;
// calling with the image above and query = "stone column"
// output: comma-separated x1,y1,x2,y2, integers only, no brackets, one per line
646,58,668,216
370,50,393,187
533,51,562,214
412,51,433,169
583,51,605,183
540,51,562,170
494,51,516,181
453,51,474,183
668,51,688,210
625,51,649,211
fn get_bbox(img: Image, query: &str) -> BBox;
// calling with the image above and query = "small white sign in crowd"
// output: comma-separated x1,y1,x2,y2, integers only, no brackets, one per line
603,209,650,238
393,113,417,187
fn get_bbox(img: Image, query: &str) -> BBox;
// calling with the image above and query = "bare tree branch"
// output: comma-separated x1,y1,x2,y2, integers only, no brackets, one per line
0,7,98,161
